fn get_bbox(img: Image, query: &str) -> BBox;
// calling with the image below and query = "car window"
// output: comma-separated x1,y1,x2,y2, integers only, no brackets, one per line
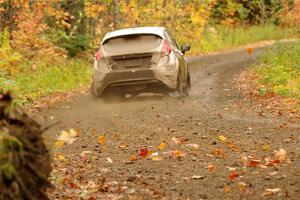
165,31,179,49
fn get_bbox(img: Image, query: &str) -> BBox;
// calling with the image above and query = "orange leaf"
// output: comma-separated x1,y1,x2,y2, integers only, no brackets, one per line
224,185,231,193
247,47,254,55
158,142,167,150
238,181,247,192
207,164,215,172
226,142,240,152
55,140,65,147
266,159,280,166
174,150,184,158
249,159,261,167
55,153,65,160
147,149,154,157
98,135,106,145
214,148,223,157
229,171,238,182
129,155,138,161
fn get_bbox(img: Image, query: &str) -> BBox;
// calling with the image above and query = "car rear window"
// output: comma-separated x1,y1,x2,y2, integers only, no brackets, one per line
102,34,162,54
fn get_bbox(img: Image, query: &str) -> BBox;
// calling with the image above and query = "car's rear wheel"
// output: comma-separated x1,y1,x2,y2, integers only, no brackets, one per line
176,72,190,97
91,81,100,97
183,72,191,96
176,75,186,97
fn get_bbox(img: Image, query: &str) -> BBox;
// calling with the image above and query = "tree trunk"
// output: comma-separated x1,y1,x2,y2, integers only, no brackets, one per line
113,0,120,30
0,93,52,200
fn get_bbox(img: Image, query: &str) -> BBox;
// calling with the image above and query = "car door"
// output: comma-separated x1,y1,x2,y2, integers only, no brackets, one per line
164,31,188,87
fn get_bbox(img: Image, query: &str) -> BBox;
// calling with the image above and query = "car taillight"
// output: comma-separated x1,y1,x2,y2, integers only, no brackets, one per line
95,50,103,61
161,40,172,57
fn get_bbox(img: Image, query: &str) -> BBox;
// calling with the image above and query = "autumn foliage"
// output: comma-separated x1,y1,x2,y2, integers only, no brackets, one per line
280,0,300,29
1,0,299,60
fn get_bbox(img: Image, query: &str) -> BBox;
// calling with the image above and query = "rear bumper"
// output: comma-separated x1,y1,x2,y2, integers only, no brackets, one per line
92,67,178,95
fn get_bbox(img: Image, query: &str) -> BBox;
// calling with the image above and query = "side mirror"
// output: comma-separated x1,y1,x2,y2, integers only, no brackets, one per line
181,44,191,54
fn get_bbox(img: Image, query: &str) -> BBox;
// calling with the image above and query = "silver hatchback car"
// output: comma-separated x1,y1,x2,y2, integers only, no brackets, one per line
91,27,191,97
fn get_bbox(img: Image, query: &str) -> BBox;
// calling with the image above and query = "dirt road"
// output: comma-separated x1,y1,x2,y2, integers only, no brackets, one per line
40,46,300,199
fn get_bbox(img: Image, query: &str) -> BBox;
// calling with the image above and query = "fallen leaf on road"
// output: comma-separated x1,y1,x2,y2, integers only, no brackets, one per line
224,185,231,193
226,167,237,171
214,148,223,157
147,149,154,157
265,157,280,166
262,144,270,151
191,175,205,179
174,150,184,158
229,171,239,182
129,155,138,162
106,157,113,163
139,148,153,158
69,128,79,137
207,164,215,172
187,143,200,149
218,135,227,142
238,181,247,192
80,151,93,156
80,151,93,162
189,143,200,154
249,159,261,167
261,188,282,197
241,154,248,167
118,144,127,149
274,148,286,162
98,135,106,145
55,140,65,148
158,142,167,150
268,171,278,176
150,152,159,157
55,153,65,160
139,148,148,158
226,141,240,152
152,155,164,161
57,129,79,145
172,137,183,144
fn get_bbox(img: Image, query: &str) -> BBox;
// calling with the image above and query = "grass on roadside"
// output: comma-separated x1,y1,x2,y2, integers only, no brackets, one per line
192,24,299,54
254,41,300,99
0,58,92,104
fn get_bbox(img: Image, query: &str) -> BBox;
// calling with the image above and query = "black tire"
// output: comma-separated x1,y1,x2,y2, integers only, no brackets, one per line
90,82,100,97
176,75,184,97
183,72,191,96
177,72,191,97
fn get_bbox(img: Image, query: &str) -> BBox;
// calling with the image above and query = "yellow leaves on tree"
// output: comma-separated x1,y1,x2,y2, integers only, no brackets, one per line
85,0,105,19
117,0,215,46
280,0,300,30
11,0,66,61
0,30,22,76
